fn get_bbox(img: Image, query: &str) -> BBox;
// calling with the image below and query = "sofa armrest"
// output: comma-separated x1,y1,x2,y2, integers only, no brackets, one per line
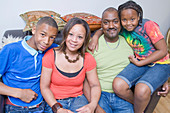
144,87,161,113
0,79,5,113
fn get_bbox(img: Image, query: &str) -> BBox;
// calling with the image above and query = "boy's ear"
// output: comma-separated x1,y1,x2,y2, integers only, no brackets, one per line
31,26,36,35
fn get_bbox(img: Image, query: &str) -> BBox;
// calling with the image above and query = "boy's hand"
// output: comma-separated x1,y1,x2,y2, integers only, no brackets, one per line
19,89,38,103
157,81,169,97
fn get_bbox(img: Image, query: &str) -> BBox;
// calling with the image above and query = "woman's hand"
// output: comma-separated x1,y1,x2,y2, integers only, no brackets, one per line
57,108,74,113
76,103,96,113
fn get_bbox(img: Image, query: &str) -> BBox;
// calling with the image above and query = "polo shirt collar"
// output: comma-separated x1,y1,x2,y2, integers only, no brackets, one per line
21,36,42,56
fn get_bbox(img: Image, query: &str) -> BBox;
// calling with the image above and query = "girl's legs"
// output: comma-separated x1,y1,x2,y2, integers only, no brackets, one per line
134,64,170,113
113,77,134,104
134,83,151,113
113,63,147,104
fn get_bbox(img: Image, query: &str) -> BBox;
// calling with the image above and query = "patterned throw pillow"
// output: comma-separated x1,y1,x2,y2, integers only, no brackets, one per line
166,28,170,55
20,10,66,32
61,13,101,31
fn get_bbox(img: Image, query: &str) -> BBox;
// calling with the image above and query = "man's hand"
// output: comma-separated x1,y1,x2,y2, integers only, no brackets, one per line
88,37,99,54
19,89,38,103
95,105,106,113
157,81,169,97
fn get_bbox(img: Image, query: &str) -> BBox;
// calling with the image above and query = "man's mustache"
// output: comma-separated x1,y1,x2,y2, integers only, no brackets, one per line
107,28,117,31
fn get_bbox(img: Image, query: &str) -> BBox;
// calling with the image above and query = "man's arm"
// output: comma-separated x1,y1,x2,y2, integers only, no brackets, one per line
83,77,106,113
157,80,169,97
88,29,103,53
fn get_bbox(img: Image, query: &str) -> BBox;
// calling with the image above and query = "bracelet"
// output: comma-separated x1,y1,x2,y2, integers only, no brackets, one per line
52,102,63,113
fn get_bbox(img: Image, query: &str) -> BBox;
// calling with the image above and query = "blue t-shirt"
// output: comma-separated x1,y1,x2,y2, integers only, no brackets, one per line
0,35,58,106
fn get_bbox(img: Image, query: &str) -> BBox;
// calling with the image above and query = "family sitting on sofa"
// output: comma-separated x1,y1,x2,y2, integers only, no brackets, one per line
0,1,169,113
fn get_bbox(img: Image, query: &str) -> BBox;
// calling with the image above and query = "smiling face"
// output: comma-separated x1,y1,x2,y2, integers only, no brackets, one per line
120,8,140,31
102,10,121,42
31,23,58,51
65,24,86,53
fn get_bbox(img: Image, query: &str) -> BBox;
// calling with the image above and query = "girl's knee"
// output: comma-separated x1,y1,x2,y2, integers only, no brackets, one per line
112,78,129,93
135,83,151,100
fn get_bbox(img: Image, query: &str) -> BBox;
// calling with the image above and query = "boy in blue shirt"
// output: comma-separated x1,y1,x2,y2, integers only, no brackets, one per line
0,16,58,112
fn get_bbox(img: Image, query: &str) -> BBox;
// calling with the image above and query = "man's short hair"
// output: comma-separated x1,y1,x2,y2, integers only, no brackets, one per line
102,7,118,19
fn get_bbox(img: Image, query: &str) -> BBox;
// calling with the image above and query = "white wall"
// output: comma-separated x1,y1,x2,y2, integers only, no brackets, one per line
0,0,170,44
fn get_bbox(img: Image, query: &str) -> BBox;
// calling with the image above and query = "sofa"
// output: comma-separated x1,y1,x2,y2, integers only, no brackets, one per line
0,29,164,113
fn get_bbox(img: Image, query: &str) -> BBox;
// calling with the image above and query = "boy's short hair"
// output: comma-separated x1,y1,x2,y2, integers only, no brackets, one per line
36,16,58,29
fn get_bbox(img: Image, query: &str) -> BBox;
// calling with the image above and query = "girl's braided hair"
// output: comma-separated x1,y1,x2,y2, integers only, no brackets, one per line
118,0,143,23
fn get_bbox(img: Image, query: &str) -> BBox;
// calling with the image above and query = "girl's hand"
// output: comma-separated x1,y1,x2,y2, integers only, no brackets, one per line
128,55,142,66
57,108,74,113
88,37,99,54
76,103,95,113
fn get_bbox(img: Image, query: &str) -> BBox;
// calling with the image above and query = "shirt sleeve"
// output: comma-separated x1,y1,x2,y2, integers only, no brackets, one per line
145,20,164,44
84,52,97,72
0,45,14,77
42,49,54,69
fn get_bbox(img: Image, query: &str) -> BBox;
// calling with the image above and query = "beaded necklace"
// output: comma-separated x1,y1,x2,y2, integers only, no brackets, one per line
63,51,80,63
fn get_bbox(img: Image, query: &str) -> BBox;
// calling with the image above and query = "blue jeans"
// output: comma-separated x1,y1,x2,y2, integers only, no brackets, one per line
99,91,134,113
44,94,89,113
117,63,170,94
5,101,46,113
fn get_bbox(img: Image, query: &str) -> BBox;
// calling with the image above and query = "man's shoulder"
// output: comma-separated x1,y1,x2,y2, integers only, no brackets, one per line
119,35,125,39
118,35,127,43
98,34,105,44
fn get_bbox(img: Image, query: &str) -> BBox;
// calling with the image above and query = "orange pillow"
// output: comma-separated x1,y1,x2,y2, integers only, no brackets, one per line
20,10,66,32
61,13,101,31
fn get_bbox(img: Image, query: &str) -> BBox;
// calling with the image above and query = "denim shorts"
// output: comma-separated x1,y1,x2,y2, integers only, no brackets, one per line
5,100,46,113
116,63,170,94
98,91,134,113
44,94,89,113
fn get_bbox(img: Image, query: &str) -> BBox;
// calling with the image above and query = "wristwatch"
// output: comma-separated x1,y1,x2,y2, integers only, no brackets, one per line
52,102,63,113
